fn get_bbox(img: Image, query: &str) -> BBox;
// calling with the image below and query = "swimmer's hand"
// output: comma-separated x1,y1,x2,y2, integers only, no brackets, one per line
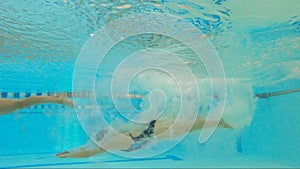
56,151,70,158
56,94,75,107
219,119,234,129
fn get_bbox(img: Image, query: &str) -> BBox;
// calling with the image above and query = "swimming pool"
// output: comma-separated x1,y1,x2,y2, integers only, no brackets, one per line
0,0,299,168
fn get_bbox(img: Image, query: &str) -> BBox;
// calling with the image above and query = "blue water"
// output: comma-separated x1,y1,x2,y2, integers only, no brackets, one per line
1,0,300,168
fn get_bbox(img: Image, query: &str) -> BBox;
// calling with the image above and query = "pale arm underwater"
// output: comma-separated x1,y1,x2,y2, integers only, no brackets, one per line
0,94,74,116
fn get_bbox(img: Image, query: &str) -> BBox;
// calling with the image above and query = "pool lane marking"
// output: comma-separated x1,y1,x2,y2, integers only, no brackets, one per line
0,91,143,111
103,155,183,163
0,91,143,99
236,132,243,153
3,161,92,169
2,155,182,168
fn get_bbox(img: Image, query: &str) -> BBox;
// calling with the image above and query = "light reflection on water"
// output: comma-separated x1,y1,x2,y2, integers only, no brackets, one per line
0,0,299,87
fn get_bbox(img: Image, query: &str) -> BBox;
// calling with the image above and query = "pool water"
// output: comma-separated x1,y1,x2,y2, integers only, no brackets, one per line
1,0,300,168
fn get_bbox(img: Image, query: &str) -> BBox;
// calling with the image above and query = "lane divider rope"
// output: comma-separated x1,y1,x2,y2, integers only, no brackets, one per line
0,92,143,110
0,91,143,99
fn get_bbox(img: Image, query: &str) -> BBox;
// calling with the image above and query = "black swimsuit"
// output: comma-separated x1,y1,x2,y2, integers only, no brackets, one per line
129,120,156,142
121,120,157,152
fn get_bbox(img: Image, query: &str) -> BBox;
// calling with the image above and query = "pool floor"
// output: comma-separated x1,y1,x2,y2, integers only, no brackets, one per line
0,153,290,168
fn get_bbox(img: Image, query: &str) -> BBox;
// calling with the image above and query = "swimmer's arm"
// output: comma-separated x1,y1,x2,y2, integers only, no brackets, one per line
56,148,105,158
56,133,135,158
191,118,233,131
0,99,19,115
191,118,212,131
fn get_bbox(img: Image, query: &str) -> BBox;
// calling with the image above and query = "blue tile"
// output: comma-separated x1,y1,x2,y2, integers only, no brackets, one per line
166,155,183,161
236,133,243,153
4,161,93,168
14,92,20,98
1,92,8,98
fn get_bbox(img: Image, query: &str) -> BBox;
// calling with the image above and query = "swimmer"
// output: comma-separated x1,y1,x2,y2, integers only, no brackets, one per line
56,117,233,158
54,86,299,158
0,94,74,116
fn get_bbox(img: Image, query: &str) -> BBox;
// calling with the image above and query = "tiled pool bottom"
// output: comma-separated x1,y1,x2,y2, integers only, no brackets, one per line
0,153,290,168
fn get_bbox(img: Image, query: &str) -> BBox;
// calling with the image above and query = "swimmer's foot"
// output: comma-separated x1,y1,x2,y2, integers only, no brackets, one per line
55,94,75,107
219,119,234,129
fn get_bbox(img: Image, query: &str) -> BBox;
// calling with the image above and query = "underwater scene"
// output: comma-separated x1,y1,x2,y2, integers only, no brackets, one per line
0,0,299,168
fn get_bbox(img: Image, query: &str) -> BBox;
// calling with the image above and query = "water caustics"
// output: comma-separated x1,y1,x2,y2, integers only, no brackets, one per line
1,0,299,85
1,0,299,144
